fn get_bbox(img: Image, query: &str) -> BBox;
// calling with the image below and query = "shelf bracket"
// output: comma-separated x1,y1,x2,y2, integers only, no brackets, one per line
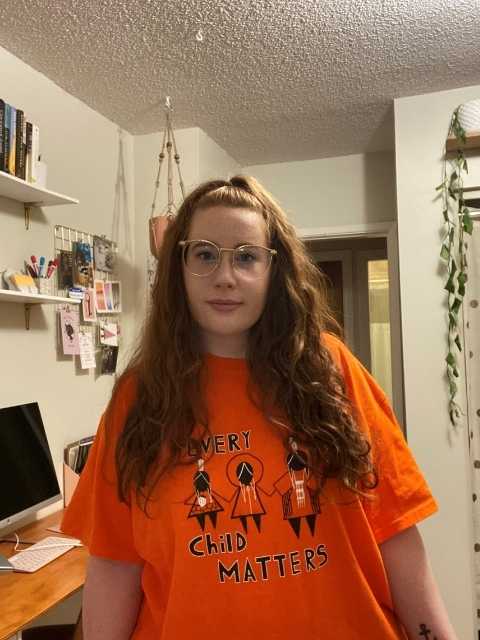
24,304,31,330
24,205,32,230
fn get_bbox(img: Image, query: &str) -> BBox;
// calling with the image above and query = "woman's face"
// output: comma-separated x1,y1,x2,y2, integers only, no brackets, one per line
182,205,272,358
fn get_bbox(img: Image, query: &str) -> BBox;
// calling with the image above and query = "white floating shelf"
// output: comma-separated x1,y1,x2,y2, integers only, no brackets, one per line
0,289,81,330
0,289,81,306
0,170,78,207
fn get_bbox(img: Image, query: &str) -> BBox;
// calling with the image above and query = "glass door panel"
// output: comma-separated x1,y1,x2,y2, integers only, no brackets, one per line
367,259,393,402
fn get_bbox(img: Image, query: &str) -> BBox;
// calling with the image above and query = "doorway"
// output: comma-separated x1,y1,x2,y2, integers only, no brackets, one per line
303,228,404,429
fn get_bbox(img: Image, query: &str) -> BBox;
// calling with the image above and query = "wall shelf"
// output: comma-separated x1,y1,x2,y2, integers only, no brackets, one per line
0,170,79,229
0,289,81,330
446,131,480,153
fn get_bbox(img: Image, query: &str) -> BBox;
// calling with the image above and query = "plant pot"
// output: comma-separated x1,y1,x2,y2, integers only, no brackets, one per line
149,214,174,258
457,98,480,133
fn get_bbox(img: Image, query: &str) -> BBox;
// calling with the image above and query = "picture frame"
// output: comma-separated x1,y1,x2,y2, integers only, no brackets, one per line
102,280,122,313
93,236,115,273
82,288,97,322
72,241,94,289
94,279,107,313
100,345,119,375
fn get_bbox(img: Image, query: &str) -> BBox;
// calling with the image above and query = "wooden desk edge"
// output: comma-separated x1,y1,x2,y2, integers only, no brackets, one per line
0,509,87,640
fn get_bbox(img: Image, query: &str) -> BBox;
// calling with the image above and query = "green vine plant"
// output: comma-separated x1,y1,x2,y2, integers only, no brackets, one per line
436,107,475,426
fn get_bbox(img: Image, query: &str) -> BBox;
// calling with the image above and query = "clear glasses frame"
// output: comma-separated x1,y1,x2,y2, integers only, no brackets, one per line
179,239,277,278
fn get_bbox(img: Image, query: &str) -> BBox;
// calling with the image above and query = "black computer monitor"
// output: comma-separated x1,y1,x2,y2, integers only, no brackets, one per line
0,402,61,529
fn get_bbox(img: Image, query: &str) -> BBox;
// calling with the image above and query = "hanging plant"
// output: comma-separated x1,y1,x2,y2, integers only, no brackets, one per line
436,107,475,426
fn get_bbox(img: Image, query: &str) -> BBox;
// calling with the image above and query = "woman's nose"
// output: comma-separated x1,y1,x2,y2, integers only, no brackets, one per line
213,250,236,283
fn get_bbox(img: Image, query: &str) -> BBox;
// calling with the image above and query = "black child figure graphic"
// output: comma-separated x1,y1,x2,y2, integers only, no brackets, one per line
185,459,224,530
274,438,321,538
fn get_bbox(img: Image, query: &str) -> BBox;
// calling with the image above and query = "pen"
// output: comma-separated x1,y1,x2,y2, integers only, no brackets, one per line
47,259,58,279
30,255,38,276
38,256,46,278
25,262,36,279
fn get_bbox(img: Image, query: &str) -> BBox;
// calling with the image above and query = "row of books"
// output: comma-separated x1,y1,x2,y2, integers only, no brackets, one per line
0,98,40,182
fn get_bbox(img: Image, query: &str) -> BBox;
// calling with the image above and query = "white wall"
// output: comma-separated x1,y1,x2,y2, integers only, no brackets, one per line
198,128,241,183
0,44,136,486
244,151,396,228
395,86,480,639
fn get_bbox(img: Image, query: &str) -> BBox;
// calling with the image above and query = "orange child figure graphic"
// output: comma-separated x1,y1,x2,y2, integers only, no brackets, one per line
226,453,267,533
274,439,321,538
184,459,224,530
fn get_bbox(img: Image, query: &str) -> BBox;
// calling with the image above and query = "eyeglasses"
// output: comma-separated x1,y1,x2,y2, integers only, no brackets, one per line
179,239,277,278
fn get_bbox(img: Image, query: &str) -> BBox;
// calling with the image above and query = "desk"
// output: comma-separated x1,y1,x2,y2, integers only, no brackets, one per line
0,510,88,640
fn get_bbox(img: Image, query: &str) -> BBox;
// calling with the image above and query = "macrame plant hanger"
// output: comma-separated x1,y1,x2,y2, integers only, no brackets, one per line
149,96,186,258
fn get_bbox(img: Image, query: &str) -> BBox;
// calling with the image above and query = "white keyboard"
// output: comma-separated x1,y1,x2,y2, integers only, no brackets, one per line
8,536,82,573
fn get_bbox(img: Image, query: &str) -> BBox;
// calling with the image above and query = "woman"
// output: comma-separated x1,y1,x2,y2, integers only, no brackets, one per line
62,175,457,639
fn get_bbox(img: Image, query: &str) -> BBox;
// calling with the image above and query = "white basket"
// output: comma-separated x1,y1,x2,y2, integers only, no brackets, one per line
457,98,480,133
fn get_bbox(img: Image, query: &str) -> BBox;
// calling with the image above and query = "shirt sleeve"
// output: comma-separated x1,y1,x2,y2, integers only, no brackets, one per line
322,332,438,544
61,377,142,564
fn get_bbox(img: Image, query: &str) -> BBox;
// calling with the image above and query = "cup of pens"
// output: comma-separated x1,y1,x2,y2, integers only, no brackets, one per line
34,277,54,295
27,256,58,296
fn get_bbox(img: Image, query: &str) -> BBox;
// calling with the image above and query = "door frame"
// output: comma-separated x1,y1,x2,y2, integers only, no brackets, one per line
298,221,405,430
309,249,355,351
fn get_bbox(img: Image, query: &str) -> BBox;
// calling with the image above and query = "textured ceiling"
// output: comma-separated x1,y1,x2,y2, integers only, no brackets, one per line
0,0,480,165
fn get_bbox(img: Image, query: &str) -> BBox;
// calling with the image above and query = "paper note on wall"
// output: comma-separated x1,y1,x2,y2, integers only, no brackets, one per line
79,329,96,369
60,308,80,355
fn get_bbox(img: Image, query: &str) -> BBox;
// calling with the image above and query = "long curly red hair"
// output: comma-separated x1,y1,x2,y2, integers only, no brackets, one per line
107,175,377,507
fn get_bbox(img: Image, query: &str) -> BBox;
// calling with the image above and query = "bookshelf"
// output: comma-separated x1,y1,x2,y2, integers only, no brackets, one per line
0,289,81,330
0,170,78,228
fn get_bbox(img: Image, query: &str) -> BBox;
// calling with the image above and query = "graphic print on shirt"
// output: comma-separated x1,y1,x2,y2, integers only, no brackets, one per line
184,458,226,530
273,439,321,538
226,453,268,533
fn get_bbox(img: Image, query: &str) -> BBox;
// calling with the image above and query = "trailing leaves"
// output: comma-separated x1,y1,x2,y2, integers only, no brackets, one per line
437,106,471,427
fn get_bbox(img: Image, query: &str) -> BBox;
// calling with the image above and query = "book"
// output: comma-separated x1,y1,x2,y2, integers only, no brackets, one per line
3,104,10,173
0,99,5,172
30,123,39,183
15,108,25,179
8,106,16,175
25,121,32,181
20,115,27,180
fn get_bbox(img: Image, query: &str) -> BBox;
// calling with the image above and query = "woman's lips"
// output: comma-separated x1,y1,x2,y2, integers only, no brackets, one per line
207,301,243,313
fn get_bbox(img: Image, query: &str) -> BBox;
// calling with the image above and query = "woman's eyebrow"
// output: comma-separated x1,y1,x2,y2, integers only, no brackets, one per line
191,239,261,247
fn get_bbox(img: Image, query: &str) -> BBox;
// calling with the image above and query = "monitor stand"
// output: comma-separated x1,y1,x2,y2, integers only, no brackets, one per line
0,553,13,571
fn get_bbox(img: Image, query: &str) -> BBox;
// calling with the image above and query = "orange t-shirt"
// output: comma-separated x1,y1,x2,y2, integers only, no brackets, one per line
61,333,438,639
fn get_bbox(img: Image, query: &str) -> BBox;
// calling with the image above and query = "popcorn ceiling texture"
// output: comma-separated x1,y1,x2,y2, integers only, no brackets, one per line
0,0,479,165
